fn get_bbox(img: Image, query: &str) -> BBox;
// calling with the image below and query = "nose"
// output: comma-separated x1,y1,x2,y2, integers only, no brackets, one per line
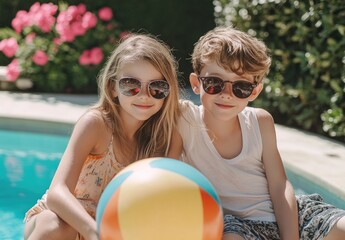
137,82,150,98
220,82,233,98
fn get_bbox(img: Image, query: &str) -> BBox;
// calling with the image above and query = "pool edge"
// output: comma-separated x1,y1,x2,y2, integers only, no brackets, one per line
0,116,74,136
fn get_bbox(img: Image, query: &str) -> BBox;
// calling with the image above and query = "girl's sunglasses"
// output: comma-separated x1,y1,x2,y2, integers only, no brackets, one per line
198,76,257,99
116,77,170,99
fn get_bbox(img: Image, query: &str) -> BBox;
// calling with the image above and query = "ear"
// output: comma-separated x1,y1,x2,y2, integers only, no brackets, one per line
189,73,200,94
248,82,263,102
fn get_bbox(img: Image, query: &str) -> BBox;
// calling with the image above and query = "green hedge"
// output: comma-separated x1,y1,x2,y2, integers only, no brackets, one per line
215,0,345,142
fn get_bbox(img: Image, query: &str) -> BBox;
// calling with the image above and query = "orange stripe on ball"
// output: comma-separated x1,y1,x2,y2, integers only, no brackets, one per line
200,188,224,240
100,187,123,240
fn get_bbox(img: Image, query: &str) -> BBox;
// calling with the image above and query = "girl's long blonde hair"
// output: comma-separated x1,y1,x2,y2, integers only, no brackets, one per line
93,33,180,161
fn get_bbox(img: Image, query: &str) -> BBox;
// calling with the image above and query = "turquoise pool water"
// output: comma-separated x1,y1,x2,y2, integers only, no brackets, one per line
286,168,345,210
1,128,345,239
0,129,68,240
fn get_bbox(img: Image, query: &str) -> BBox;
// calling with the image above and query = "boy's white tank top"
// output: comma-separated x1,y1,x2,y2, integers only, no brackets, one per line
178,100,276,221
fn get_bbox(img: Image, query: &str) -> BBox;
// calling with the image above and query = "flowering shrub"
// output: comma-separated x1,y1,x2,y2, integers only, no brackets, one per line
0,2,128,93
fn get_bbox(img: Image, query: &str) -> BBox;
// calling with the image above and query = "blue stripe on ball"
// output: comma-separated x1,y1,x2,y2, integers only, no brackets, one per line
150,158,221,205
96,171,133,231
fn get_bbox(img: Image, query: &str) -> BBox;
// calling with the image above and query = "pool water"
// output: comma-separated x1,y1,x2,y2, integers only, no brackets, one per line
286,167,345,210
1,128,345,239
0,129,68,240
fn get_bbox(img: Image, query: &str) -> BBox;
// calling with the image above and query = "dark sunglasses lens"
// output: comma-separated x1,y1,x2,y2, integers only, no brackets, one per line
232,81,254,98
119,78,141,96
149,80,170,99
203,77,223,94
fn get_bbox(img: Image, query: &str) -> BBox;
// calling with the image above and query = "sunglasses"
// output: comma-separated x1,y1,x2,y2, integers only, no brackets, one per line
198,76,257,99
116,77,170,99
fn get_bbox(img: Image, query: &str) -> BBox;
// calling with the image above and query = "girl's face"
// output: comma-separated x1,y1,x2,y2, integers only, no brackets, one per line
115,60,166,126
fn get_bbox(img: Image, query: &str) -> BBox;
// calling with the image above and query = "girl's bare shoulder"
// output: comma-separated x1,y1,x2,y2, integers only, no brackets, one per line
72,109,112,151
76,109,107,129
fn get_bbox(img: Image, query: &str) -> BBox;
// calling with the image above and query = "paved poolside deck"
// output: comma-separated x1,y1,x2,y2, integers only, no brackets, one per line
1,90,345,203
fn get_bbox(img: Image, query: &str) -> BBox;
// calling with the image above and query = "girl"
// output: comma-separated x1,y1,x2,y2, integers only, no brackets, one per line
24,33,181,240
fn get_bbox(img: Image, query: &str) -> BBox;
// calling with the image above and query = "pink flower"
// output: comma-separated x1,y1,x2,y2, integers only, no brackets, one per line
79,50,91,65
0,38,18,58
82,12,97,29
40,2,58,16
56,6,95,42
79,47,104,65
34,12,55,32
31,3,57,32
56,17,76,42
77,4,86,15
11,10,30,33
98,7,113,21
6,59,20,81
71,21,87,36
89,47,104,65
32,50,49,66
29,2,41,14
66,5,80,20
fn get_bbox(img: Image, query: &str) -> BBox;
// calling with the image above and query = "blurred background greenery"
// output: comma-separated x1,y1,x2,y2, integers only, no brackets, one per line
0,0,215,85
0,0,344,142
214,0,344,142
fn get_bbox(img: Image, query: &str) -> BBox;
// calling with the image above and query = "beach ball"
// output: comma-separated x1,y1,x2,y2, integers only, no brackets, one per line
96,157,223,240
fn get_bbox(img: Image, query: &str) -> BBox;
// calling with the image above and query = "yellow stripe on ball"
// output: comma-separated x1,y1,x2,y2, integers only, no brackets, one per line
119,168,203,240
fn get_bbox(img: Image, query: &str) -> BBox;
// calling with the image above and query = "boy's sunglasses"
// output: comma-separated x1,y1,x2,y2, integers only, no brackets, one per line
116,77,170,99
198,76,257,99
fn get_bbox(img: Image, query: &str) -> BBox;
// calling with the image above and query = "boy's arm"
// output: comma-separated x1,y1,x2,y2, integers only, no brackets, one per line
167,129,183,160
256,108,299,240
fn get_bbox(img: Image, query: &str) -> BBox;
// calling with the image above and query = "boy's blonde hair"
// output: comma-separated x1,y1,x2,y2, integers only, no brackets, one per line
192,26,271,83
94,33,180,160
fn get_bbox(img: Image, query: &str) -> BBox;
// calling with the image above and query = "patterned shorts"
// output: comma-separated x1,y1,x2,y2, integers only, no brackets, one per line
223,194,345,240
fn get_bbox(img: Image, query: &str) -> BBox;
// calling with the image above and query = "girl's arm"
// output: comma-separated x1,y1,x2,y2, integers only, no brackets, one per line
46,111,108,240
256,108,299,240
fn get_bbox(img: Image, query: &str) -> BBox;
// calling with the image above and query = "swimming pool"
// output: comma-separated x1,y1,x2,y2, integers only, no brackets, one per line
1,127,345,239
0,128,69,240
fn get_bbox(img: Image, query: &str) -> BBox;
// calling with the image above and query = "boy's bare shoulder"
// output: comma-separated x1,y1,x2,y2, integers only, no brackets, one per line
254,107,274,122
254,108,275,131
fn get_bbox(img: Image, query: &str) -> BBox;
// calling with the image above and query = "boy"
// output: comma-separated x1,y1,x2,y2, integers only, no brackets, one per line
176,26,345,239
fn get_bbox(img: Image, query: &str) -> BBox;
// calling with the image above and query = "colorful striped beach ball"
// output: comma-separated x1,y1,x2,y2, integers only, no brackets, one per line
96,157,223,240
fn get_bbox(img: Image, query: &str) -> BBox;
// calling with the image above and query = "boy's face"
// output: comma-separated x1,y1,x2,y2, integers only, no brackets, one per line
190,60,262,122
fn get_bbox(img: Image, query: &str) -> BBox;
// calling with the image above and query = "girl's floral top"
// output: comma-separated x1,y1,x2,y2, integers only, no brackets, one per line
74,139,124,218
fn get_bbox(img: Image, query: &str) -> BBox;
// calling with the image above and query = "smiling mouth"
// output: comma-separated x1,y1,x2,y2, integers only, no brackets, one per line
133,104,153,109
215,103,233,108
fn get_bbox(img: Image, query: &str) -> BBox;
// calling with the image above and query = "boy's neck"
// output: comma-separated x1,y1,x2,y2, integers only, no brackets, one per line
202,111,241,138
202,112,243,159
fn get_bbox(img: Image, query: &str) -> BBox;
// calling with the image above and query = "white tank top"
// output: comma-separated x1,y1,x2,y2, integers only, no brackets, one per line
178,100,275,221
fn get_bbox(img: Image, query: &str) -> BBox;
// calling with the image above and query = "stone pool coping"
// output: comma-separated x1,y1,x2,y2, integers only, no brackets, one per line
1,90,345,202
